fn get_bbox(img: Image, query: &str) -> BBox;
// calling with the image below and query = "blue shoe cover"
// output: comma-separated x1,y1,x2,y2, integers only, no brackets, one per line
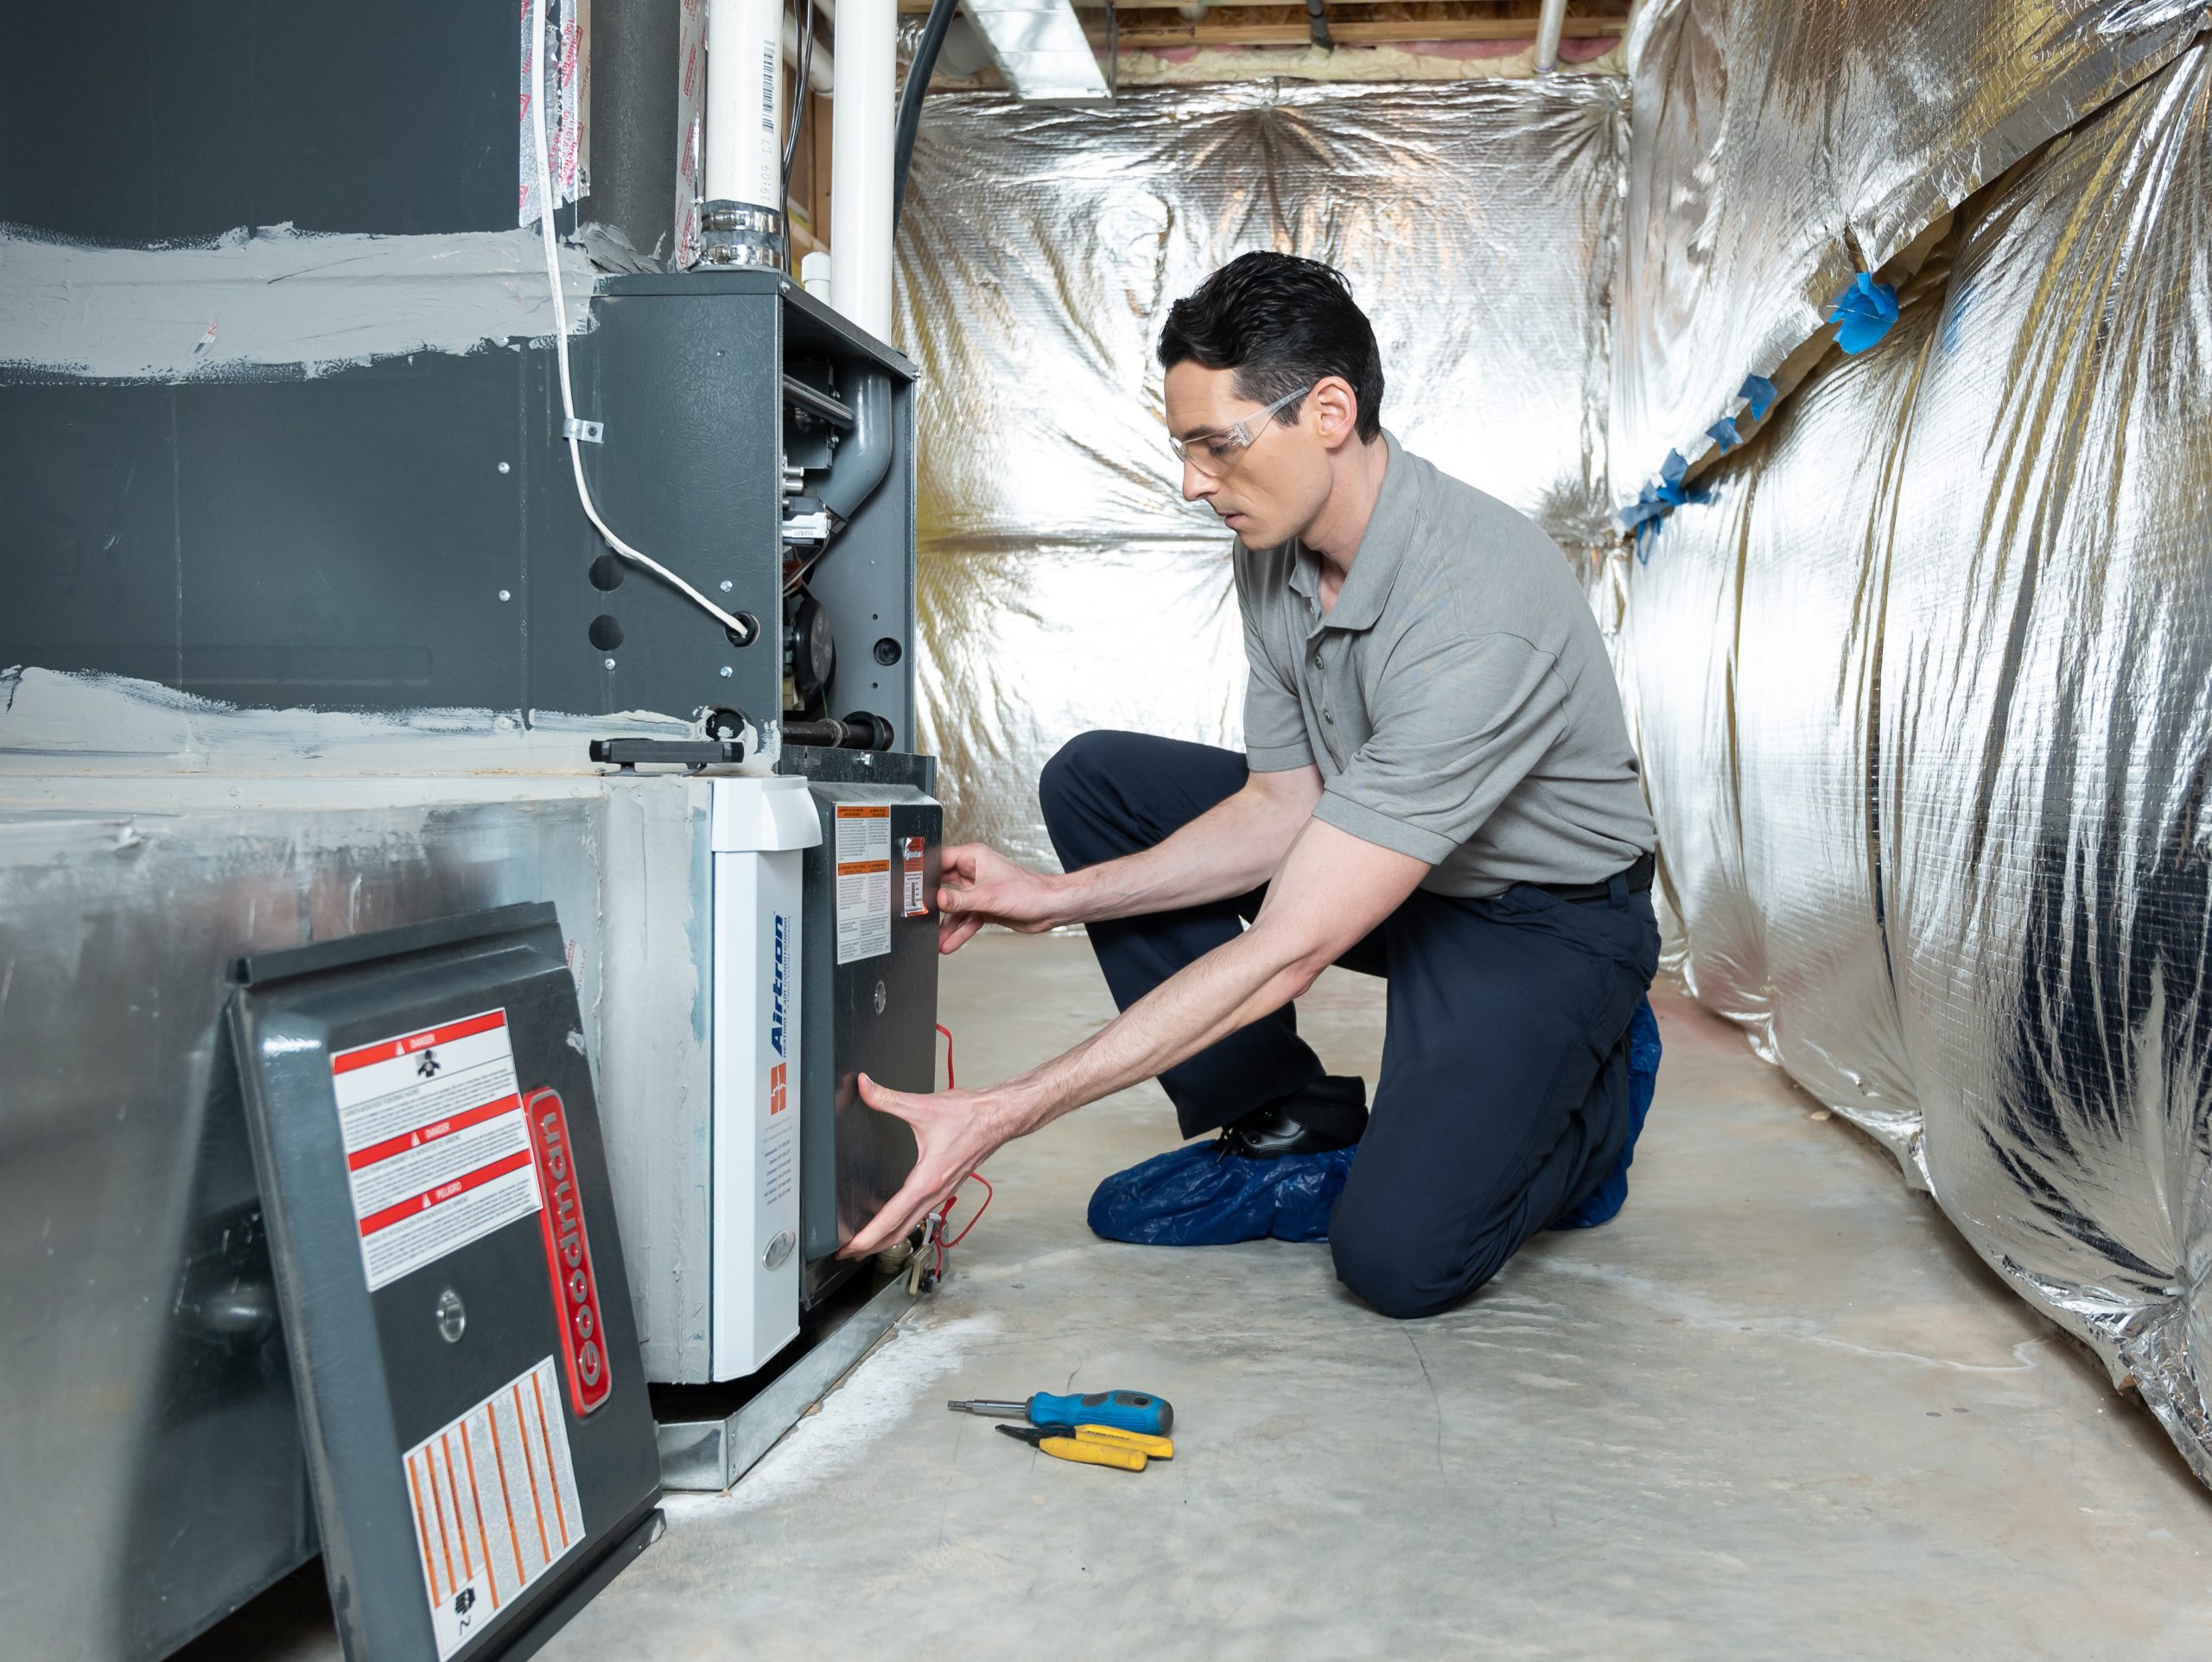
1087,1141,1355,1246
1088,995,1661,1246
1550,996,1664,1231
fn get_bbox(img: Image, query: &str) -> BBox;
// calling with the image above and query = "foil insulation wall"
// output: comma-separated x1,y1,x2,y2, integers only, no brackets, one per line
895,79,1624,861
1619,39,2212,1481
1611,0,2208,507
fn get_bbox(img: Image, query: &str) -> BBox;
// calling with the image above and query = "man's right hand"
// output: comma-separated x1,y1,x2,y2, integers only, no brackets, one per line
936,844,1072,954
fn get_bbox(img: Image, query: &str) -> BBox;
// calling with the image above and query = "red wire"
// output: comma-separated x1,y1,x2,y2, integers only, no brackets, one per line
943,1171,993,1247
931,1022,991,1263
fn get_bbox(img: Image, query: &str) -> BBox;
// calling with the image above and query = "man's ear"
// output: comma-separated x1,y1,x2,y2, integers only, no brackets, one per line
1310,376,1360,451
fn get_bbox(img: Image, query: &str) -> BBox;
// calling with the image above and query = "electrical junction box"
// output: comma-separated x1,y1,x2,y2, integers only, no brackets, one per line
228,903,662,1661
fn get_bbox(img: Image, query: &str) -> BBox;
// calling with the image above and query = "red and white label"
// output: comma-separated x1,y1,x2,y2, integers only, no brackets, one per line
900,835,929,918
404,1355,584,1659
330,1010,542,1292
524,1089,612,1418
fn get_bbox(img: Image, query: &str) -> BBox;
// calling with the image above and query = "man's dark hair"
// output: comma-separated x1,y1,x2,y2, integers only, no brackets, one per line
1156,251,1384,442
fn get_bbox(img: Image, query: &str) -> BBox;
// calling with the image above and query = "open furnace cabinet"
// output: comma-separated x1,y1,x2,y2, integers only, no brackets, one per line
584,276,951,1488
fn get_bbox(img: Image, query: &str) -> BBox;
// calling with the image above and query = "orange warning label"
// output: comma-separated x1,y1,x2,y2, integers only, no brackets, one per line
834,803,893,964
405,1356,584,1659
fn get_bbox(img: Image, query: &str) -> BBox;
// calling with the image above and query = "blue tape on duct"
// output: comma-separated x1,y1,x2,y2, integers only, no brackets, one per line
1635,517,1661,564
1829,273,1900,354
1661,448,1688,485
1706,417,1741,452
1618,484,1670,532
1738,374,1778,420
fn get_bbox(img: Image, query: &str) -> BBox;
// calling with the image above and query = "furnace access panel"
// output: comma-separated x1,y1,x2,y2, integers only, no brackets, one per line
230,903,662,1661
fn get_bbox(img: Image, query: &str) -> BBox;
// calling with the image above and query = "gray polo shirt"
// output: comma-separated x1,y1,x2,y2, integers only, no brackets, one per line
1236,433,1656,898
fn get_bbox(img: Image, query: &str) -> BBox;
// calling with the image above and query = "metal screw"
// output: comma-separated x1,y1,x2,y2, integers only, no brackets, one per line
720,580,734,593
873,980,888,1015
497,460,512,474
604,657,617,669
498,589,512,602
436,1288,467,1343
719,665,733,677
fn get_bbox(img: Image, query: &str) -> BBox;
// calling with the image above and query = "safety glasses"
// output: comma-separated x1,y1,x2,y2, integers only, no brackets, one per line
1167,384,1314,478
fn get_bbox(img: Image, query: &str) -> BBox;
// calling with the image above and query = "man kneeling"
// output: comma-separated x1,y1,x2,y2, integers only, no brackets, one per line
841,252,1659,1319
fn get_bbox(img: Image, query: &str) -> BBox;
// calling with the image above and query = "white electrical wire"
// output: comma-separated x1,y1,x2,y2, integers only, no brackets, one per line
529,0,760,646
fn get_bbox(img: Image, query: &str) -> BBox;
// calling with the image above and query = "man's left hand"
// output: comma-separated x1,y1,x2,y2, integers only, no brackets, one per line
837,1073,1032,1259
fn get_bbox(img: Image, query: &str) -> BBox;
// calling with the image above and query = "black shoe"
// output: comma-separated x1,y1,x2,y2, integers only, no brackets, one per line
1216,1075,1370,1161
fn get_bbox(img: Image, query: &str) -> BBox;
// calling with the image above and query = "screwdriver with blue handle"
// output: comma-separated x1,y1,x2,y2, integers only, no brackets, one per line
949,1389,1173,1437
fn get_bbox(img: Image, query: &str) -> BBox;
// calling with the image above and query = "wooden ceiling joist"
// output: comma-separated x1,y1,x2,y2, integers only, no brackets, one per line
1111,16,1623,48
893,0,1625,18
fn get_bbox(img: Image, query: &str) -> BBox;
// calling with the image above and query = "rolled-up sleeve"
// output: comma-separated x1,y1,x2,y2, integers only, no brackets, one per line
1313,631,1566,864
1236,555,1315,773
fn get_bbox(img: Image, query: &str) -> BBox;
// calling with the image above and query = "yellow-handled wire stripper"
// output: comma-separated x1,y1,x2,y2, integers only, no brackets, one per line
995,1421,1176,1472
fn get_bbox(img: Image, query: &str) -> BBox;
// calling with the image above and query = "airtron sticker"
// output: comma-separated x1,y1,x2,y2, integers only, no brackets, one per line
769,912,790,1059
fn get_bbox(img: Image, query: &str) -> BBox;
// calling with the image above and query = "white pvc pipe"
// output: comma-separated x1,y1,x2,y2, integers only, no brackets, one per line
707,0,786,212
1533,0,1568,73
830,0,897,338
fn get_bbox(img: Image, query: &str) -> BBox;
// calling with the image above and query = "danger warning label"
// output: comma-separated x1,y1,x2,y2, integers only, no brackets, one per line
834,804,893,965
404,1355,585,1659
330,1009,543,1291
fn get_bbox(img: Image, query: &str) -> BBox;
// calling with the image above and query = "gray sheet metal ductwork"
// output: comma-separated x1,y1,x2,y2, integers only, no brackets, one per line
0,2,941,1641
588,0,686,266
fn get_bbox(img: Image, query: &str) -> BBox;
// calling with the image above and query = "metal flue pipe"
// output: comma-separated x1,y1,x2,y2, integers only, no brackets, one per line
1533,0,1569,73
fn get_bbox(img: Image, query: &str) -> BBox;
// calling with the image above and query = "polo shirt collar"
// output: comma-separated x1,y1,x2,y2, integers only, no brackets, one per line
1285,431,1410,634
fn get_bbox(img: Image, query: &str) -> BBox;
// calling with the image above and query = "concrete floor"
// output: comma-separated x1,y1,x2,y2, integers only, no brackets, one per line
200,932,2212,1660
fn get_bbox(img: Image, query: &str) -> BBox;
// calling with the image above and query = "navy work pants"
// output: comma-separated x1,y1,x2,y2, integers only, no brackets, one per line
1039,730,1660,1319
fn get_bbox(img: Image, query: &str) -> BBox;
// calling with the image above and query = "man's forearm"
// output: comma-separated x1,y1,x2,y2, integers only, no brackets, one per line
1001,917,1315,1131
1006,818,1430,1133
1054,770,1320,926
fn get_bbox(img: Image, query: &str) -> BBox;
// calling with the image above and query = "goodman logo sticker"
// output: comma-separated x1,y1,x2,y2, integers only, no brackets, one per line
524,1088,611,1417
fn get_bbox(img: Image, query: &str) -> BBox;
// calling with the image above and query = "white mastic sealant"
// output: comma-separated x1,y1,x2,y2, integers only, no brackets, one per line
0,222,599,383
0,666,721,777
662,1314,1002,1513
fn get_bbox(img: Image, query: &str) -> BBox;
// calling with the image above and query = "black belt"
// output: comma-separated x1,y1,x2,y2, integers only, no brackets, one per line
1535,852,1655,905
